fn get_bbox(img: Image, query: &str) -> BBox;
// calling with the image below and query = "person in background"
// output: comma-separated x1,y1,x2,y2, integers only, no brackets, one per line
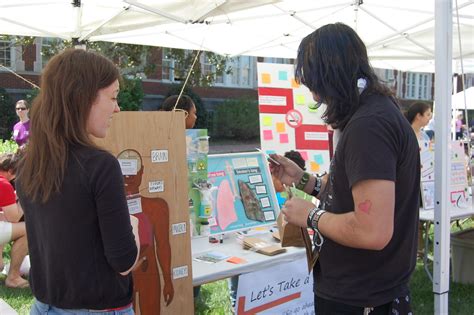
404,101,432,142
0,152,29,289
455,112,465,140
405,102,433,258
160,95,197,129
16,49,140,314
12,100,30,146
424,116,435,141
271,23,419,314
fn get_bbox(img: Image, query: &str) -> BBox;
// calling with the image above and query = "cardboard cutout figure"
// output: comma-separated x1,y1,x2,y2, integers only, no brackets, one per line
118,149,174,315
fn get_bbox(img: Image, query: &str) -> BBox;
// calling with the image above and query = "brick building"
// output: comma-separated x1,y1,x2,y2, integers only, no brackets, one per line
2,38,473,113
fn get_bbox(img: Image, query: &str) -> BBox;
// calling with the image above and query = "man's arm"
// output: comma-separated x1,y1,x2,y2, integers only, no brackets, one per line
318,179,395,250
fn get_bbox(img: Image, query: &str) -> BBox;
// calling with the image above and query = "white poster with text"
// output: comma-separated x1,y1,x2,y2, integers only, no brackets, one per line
236,258,314,315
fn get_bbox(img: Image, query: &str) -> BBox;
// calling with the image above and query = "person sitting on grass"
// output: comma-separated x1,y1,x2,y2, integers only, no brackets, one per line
0,152,29,288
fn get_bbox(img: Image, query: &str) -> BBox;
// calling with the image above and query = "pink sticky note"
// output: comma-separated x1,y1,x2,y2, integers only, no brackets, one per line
300,151,309,161
263,130,273,140
279,133,289,143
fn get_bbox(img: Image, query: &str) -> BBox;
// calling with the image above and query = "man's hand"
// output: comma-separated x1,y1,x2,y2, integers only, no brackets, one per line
281,197,315,228
269,154,305,187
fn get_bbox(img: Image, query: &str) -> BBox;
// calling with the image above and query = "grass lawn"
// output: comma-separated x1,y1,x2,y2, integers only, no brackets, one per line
2,219,473,314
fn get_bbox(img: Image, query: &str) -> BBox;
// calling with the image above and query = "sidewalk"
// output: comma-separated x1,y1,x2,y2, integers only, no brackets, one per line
209,140,260,154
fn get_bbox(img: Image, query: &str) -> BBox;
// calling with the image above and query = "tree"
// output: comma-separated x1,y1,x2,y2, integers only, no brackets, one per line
0,87,15,140
213,98,260,140
1,36,231,87
118,77,144,111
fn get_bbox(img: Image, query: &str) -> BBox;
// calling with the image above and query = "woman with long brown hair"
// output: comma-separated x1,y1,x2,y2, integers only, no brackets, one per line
16,49,140,314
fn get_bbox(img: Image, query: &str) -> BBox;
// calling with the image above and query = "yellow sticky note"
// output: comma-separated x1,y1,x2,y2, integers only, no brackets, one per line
310,161,320,172
276,122,286,133
262,73,271,84
296,95,305,105
262,116,272,126
291,78,300,88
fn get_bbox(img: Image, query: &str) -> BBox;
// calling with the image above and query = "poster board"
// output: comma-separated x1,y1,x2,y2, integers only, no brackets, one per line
257,62,330,174
236,258,314,315
186,129,209,237
95,112,193,315
420,140,470,209
207,152,280,235
449,141,471,208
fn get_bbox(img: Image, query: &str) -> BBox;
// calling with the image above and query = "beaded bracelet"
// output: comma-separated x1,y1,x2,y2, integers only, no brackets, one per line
296,172,310,191
307,207,318,229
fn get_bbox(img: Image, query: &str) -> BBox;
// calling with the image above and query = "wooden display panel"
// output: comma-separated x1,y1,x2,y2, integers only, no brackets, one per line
95,112,193,315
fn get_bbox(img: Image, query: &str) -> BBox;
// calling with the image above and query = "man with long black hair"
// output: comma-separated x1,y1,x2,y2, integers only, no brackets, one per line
271,23,420,314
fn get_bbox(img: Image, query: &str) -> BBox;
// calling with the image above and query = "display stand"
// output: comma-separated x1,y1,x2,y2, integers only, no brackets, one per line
95,112,193,315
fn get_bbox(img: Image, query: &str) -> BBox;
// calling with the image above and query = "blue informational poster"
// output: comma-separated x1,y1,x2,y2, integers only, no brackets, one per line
185,129,209,237
206,152,280,235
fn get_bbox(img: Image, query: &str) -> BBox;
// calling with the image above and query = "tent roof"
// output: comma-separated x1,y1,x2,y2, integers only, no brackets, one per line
0,0,473,72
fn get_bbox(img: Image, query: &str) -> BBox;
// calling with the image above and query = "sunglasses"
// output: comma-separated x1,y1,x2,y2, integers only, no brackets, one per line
16,107,27,111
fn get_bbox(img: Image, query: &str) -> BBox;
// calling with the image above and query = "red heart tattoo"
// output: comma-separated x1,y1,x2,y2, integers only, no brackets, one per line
358,200,372,214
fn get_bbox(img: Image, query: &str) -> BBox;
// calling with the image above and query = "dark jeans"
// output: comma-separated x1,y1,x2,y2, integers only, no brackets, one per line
315,294,413,315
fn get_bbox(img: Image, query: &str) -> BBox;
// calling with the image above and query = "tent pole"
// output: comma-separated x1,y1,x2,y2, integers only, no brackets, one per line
433,0,452,313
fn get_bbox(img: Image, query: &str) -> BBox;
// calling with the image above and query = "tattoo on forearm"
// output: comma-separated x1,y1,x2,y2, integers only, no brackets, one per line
358,200,372,214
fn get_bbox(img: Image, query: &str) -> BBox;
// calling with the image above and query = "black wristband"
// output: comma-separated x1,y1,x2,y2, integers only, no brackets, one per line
311,209,327,231
311,172,326,197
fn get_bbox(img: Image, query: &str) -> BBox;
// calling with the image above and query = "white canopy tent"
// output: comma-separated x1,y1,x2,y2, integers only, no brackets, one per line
1,0,473,313
452,86,474,110
0,0,473,73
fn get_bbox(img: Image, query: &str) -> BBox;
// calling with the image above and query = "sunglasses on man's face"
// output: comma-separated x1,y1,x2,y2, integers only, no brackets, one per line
16,107,27,111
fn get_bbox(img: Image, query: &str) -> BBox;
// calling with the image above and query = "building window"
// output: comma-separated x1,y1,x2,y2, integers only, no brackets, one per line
162,48,188,82
405,72,430,100
231,57,241,85
240,56,251,86
0,40,12,68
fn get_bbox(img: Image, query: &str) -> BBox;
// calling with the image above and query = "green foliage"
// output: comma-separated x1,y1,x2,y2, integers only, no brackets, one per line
0,87,16,141
194,280,233,315
0,139,19,154
4,36,230,87
25,88,40,104
118,77,144,111
165,84,208,129
213,98,260,140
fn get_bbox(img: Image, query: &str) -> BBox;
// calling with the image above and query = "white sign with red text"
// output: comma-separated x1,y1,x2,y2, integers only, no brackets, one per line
236,258,314,315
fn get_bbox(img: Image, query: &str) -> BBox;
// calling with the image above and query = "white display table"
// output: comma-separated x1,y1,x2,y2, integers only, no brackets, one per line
191,231,306,286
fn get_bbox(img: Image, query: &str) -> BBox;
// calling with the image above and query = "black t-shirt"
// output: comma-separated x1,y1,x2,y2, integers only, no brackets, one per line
17,146,137,309
315,94,420,307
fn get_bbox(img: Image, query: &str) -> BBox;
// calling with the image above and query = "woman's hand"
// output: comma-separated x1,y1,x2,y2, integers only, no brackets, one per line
268,154,305,187
281,197,315,228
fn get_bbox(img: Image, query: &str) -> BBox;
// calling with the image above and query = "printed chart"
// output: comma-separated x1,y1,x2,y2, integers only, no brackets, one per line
207,152,280,235
257,63,330,174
